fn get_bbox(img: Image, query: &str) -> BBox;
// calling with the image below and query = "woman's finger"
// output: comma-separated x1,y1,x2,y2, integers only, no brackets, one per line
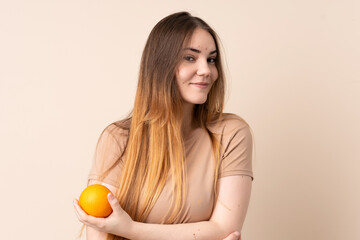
73,199,102,229
107,193,121,212
73,199,87,221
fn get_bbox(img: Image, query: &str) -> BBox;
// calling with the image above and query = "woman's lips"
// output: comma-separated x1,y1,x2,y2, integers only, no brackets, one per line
191,83,209,89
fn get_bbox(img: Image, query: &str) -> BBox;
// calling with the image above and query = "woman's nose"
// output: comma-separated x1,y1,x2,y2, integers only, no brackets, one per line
196,58,211,77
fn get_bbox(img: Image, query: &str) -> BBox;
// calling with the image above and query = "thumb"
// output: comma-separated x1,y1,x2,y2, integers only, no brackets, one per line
107,192,122,212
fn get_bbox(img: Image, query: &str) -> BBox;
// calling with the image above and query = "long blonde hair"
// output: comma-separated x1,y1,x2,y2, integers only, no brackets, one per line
104,12,226,240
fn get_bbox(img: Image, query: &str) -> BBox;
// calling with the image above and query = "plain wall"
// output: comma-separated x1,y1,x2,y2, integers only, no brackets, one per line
0,0,359,239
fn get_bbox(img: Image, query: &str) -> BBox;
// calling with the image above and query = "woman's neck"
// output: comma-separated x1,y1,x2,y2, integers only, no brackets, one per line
181,102,196,138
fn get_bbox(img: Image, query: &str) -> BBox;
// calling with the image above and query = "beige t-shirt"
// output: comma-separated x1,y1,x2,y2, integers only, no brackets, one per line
88,113,253,224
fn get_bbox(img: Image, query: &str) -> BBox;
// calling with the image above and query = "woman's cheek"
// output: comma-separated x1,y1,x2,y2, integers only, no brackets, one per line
212,72,218,83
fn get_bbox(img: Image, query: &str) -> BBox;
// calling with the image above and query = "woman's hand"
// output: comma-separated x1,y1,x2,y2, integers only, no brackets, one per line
223,231,241,240
73,193,133,237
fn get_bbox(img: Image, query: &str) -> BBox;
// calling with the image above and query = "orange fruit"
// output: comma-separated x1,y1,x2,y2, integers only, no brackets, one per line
78,184,113,217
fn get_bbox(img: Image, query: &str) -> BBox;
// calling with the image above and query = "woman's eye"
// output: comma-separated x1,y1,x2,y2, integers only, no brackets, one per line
208,57,217,64
184,56,195,61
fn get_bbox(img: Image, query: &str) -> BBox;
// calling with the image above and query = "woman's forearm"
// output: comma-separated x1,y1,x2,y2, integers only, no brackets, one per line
127,220,229,240
124,175,252,240
75,176,251,240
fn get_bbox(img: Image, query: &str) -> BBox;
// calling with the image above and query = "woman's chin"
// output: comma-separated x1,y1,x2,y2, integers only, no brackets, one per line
182,96,208,105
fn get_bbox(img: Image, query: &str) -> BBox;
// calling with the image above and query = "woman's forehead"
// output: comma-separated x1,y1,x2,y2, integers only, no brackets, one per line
185,29,217,53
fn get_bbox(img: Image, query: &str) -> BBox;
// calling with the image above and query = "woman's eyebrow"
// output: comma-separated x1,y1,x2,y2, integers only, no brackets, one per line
184,47,217,54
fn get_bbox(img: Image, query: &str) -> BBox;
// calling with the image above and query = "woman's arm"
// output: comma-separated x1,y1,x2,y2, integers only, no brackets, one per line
130,175,251,240
74,175,252,240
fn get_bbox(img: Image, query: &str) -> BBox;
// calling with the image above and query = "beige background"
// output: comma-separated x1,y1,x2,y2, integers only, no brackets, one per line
1,0,359,239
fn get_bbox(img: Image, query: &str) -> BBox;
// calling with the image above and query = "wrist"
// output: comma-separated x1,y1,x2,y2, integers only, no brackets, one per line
125,220,139,240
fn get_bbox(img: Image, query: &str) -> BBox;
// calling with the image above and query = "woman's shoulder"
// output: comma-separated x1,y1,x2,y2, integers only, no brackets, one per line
207,113,250,134
100,118,131,143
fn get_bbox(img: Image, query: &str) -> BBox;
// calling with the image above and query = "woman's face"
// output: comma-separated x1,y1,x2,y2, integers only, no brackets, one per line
176,28,218,106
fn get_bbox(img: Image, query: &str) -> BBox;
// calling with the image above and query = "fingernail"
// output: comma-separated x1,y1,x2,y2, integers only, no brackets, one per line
234,232,240,237
108,193,113,199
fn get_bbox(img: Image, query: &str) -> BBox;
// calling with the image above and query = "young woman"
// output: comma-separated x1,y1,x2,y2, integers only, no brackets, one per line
74,11,254,240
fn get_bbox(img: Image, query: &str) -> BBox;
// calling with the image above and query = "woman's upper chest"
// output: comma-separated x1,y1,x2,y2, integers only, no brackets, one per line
145,130,216,223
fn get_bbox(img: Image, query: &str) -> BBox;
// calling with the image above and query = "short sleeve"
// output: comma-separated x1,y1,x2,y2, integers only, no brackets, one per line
219,120,254,180
88,124,127,187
